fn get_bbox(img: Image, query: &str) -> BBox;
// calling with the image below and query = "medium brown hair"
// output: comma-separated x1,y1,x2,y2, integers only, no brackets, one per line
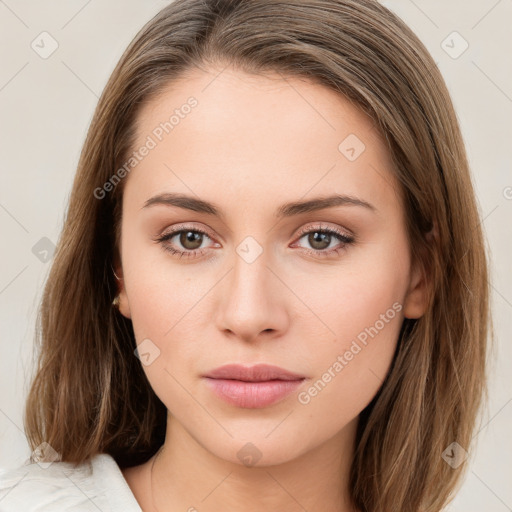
24,1,491,510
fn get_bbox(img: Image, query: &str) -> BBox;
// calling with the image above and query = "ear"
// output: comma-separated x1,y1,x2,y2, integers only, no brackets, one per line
113,262,131,319
402,228,435,319
402,259,429,319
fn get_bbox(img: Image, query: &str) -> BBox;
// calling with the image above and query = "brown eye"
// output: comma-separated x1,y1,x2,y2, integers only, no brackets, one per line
155,226,217,259
179,231,204,250
307,231,332,250
293,224,355,258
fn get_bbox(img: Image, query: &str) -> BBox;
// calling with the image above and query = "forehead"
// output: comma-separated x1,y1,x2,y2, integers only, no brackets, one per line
136,64,381,146
125,65,400,213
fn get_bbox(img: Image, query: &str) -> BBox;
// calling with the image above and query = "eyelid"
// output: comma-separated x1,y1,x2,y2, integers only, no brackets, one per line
159,221,353,240
155,221,355,258
159,223,218,242
294,222,354,240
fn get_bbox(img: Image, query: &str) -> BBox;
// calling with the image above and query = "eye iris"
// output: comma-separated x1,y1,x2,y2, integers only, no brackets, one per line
309,231,331,250
180,231,203,250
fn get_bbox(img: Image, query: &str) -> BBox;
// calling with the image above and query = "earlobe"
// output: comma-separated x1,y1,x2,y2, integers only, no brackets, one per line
402,226,436,319
403,223,436,319
117,290,132,319
112,265,132,319
402,261,429,319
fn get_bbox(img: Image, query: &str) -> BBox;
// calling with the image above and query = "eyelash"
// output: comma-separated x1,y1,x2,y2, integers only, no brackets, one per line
154,223,355,260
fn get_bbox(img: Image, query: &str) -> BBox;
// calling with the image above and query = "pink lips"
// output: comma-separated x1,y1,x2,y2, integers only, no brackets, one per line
202,364,306,409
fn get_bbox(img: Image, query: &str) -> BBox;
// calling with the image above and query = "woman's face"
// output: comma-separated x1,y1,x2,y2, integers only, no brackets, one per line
116,65,427,466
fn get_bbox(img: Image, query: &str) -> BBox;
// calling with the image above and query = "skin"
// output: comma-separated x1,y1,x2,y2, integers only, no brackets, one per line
115,64,428,512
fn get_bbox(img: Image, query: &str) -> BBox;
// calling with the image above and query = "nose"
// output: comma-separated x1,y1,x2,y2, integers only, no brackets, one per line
215,244,289,344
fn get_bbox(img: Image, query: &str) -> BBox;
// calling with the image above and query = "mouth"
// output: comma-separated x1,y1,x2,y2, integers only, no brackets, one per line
203,363,305,382
202,363,306,409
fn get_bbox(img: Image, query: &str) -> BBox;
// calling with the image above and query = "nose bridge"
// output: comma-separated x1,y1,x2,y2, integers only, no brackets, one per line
229,236,273,312
215,234,287,341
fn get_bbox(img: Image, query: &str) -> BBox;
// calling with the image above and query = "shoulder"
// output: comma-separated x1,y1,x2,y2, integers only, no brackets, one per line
0,453,141,511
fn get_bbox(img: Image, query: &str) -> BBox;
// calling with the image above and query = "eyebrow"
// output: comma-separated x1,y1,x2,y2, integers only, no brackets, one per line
142,192,377,218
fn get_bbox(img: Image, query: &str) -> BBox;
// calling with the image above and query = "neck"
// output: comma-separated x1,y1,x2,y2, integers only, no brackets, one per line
142,414,359,512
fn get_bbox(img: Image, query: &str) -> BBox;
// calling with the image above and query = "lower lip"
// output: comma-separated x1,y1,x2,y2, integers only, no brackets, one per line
203,378,304,408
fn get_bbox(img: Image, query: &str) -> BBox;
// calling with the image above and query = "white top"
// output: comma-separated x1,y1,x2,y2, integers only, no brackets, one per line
0,453,142,511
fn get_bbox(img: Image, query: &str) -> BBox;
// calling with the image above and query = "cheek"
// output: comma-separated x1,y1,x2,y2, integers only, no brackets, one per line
120,218,203,338
289,231,409,348
295,289,404,428
292,237,408,416
125,274,210,393
123,269,205,412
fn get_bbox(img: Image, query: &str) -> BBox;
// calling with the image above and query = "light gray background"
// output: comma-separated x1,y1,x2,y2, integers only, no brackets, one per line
0,1,510,510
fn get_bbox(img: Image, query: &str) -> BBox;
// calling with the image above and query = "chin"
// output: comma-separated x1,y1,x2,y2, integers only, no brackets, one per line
195,427,313,468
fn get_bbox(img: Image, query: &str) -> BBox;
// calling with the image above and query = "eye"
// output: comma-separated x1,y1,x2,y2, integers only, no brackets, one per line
154,222,355,260
292,223,355,257
154,225,218,259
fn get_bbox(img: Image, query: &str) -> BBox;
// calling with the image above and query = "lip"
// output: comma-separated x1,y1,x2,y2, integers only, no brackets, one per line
204,363,305,382
202,364,306,408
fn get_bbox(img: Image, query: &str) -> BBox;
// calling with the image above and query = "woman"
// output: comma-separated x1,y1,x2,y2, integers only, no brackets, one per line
0,0,490,510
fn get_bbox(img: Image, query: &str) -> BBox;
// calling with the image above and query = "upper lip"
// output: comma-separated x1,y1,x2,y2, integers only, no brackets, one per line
203,364,305,382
